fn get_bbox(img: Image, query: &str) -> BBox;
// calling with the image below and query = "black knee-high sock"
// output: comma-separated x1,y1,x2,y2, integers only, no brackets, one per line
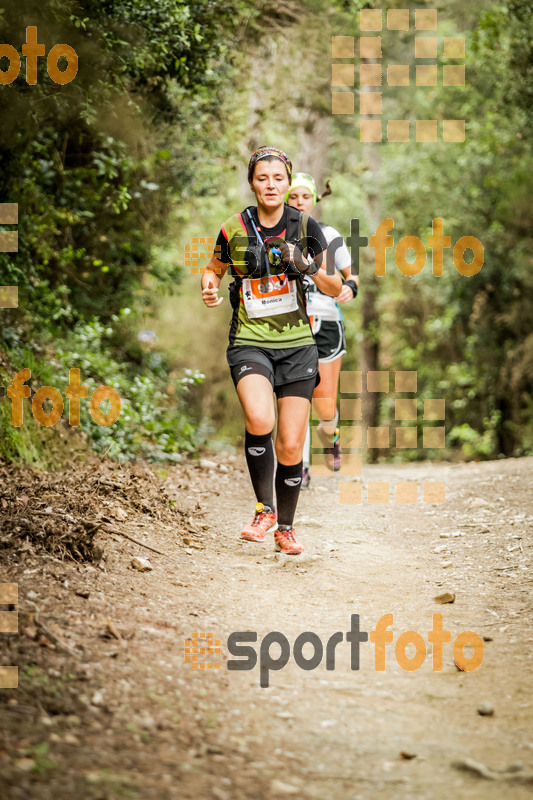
275,460,303,529
245,430,275,511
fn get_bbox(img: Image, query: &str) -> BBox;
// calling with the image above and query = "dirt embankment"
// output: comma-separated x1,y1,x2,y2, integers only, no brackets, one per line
1,456,532,799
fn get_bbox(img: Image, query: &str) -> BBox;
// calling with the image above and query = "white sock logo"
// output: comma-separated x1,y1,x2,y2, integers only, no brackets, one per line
284,477,302,486
248,447,266,456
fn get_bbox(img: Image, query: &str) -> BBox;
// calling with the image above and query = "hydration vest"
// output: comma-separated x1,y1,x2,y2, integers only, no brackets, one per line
222,204,309,281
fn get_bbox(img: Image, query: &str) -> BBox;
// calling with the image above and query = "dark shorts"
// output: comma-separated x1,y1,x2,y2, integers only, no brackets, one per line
312,319,346,363
227,344,320,401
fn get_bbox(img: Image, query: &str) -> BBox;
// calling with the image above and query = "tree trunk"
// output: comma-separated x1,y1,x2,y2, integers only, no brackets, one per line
295,110,329,221
360,142,382,463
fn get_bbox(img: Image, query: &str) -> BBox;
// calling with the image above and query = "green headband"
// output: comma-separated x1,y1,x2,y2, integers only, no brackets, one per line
286,172,317,205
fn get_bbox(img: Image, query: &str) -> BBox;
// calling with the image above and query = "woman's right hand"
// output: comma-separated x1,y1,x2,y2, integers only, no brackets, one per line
202,275,224,307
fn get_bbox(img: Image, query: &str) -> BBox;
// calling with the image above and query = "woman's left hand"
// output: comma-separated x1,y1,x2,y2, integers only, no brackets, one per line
335,284,355,304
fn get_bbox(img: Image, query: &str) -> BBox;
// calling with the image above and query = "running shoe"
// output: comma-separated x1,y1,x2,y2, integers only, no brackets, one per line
301,467,311,489
241,502,278,542
274,528,305,555
324,428,342,472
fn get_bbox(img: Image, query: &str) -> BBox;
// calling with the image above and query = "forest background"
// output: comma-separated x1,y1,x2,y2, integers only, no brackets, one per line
0,0,531,468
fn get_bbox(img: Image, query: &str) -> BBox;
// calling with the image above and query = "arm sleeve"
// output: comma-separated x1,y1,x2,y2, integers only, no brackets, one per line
214,229,231,263
304,217,328,258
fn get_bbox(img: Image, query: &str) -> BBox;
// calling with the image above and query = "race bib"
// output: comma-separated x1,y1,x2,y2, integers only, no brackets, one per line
242,275,298,318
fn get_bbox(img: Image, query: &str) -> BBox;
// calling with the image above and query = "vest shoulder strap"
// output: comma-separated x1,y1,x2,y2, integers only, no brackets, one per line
284,205,306,244
221,212,247,244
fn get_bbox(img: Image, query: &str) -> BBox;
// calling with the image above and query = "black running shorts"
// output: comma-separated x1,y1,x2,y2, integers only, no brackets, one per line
312,319,346,363
227,344,320,401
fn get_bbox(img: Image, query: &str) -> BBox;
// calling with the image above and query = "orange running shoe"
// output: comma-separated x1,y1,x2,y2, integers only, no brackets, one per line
274,528,305,555
241,502,278,542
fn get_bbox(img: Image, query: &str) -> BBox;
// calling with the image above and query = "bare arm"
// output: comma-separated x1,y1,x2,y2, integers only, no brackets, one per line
201,257,228,307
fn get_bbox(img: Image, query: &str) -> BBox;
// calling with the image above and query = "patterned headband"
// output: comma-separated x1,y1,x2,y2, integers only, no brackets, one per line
248,146,293,182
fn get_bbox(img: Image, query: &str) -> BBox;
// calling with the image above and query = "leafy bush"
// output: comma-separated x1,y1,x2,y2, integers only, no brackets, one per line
448,418,499,461
1,312,205,465
54,314,205,461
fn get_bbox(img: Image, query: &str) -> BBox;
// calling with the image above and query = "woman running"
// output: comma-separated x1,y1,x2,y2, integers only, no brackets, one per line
287,173,358,486
201,147,341,554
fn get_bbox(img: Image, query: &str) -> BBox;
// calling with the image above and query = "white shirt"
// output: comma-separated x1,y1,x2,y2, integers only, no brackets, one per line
304,223,353,322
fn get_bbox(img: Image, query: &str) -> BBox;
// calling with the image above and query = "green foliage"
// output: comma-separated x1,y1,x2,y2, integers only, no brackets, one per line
1,312,205,464
0,0,268,332
366,0,533,458
0,377,47,467
0,0,296,466
1,0,531,464
448,421,499,460
52,315,206,461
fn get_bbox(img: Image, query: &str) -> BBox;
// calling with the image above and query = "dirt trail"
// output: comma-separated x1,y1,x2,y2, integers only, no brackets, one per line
1,456,532,799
